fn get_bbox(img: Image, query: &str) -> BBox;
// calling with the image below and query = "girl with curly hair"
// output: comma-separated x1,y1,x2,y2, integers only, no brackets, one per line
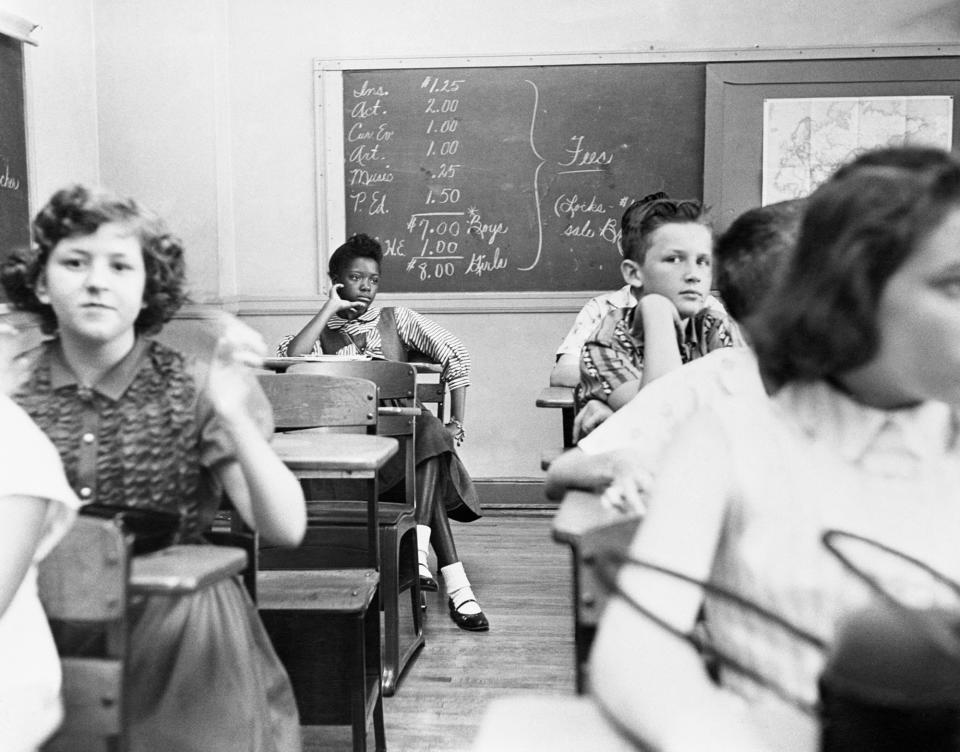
2,184,306,752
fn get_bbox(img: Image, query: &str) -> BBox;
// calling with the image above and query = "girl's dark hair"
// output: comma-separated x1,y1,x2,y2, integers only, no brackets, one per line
620,192,708,263
1,184,187,335
328,233,382,279
714,199,805,323
750,146,960,386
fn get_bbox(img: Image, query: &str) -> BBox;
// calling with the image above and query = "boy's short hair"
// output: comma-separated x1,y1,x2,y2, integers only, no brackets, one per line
1,184,187,335
714,199,805,322
620,192,708,264
328,233,382,279
750,146,960,385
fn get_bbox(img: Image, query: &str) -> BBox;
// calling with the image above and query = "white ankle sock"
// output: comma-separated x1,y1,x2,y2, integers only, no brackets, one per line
417,524,433,578
441,561,481,615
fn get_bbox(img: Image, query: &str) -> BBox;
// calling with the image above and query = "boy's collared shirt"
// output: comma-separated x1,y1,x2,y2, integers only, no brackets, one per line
577,305,742,406
556,284,728,358
556,285,637,358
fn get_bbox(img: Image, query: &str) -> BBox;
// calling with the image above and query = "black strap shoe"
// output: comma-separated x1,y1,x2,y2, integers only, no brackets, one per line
448,597,489,632
419,572,439,592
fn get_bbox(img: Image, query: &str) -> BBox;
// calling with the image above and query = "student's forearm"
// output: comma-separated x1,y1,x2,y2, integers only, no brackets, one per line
448,385,466,423
285,302,338,356
640,303,683,387
219,412,306,547
607,380,640,410
549,354,581,387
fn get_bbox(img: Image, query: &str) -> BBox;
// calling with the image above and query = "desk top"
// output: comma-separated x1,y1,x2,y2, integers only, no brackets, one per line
263,356,442,374
271,431,399,475
536,385,575,408
130,544,247,594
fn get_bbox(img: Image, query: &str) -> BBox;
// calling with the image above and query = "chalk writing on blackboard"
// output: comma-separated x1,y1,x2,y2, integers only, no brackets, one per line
338,64,705,292
0,31,30,293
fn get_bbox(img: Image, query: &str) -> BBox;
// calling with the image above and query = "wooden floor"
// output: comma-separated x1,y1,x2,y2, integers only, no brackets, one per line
300,510,575,751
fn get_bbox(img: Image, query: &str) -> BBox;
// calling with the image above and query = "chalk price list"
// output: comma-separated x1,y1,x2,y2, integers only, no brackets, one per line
346,80,394,218
402,75,467,282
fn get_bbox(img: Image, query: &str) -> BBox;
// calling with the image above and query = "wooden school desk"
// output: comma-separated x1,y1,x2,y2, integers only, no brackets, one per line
263,356,442,375
552,490,643,693
265,356,447,421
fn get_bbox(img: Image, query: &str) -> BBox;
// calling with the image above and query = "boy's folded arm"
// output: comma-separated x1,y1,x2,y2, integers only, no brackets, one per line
636,295,684,387
549,353,581,387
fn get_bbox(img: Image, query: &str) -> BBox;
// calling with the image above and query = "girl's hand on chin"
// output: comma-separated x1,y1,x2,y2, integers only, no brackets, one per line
207,312,266,416
327,284,366,318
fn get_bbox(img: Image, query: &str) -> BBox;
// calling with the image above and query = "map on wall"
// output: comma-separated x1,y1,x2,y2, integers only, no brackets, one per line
761,95,953,204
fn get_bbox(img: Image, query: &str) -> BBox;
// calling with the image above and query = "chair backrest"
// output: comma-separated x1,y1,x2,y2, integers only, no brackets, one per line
256,372,378,432
38,515,132,752
416,377,446,421
286,361,417,507
285,361,417,438
406,356,447,420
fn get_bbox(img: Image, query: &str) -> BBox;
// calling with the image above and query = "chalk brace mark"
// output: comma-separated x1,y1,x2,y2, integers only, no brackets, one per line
517,79,545,272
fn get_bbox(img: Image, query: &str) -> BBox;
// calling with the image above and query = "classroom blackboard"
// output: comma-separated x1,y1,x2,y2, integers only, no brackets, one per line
333,63,706,293
0,31,29,292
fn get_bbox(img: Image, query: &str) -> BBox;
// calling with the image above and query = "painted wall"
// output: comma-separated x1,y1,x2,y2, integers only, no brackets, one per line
9,0,960,483
1,0,99,204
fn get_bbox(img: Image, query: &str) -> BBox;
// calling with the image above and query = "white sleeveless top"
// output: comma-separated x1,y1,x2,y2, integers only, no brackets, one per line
0,396,80,751
706,379,960,710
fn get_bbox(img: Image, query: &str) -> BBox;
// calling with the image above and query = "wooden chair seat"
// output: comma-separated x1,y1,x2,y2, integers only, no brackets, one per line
258,569,379,613
129,544,246,594
258,569,383,740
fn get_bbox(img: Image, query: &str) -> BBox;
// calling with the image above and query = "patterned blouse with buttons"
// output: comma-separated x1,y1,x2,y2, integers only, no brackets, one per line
15,337,273,541
13,336,300,752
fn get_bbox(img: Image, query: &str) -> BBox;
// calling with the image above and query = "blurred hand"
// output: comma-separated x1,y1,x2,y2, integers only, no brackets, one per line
573,399,614,441
206,312,267,418
599,450,653,514
444,420,465,447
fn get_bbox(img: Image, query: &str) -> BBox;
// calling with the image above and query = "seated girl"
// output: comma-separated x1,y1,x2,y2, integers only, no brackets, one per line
2,184,307,752
551,192,730,389
575,195,742,438
278,233,488,631
590,145,960,751
0,323,80,752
